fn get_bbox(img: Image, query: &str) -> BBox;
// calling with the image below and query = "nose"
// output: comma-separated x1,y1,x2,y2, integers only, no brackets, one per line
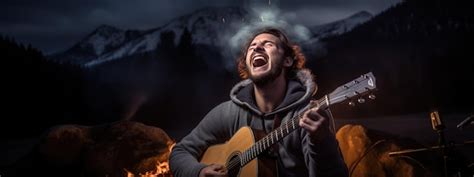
253,44,264,52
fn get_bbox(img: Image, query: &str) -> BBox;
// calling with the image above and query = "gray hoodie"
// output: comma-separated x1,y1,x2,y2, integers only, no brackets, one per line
169,69,348,177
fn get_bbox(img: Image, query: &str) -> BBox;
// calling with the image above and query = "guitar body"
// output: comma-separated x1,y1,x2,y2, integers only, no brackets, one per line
200,126,277,177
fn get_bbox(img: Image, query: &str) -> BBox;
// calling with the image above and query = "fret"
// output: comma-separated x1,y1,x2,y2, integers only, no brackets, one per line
264,137,267,147
246,149,250,161
290,119,295,129
248,148,251,160
255,146,258,156
271,133,274,144
252,147,255,158
286,122,289,133
265,137,269,147
257,142,260,153
248,150,251,161
246,151,250,163
248,150,251,162
254,146,257,157
280,127,283,138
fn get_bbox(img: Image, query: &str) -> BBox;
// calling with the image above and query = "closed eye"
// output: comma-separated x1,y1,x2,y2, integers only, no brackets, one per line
248,43,256,51
265,42,274,47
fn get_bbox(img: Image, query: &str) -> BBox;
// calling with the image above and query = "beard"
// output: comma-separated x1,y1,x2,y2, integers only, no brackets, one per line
249,58,284,87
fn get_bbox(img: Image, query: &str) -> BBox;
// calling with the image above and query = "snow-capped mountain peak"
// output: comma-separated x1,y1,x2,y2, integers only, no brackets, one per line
80,25,126,56
51,7,372,67
84,6,248,67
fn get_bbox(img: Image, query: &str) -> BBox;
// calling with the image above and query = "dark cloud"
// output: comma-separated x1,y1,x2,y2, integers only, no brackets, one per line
0,0,400,53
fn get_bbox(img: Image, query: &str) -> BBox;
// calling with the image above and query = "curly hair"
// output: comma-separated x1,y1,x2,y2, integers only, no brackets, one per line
237,28,306,79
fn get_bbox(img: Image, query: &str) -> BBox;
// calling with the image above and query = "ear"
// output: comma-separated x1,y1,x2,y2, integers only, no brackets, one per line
283,56,294,67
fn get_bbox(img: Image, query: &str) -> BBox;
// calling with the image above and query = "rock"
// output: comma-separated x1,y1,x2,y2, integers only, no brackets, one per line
37,121,175,177
336,124,434,177
39,124,89,165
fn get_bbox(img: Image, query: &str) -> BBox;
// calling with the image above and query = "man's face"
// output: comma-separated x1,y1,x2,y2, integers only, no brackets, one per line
245,33,288,85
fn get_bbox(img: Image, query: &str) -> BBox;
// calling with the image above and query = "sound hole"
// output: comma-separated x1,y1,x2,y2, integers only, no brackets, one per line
226,153,242,177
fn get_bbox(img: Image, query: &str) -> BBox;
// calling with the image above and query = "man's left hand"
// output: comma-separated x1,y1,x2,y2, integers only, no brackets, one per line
299,102,330,142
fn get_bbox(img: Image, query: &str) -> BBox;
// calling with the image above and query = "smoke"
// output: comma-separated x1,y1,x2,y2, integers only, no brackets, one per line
221,1,313,72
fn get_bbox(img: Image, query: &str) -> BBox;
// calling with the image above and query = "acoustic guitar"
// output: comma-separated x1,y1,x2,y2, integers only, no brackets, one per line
200,72,377,177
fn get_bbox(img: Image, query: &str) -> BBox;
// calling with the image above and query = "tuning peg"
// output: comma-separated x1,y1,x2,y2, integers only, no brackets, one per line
368,94,376,100
348,101,356,106
358,98,366,103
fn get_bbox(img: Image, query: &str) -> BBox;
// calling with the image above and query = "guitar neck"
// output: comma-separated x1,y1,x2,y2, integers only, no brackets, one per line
239,96,329,165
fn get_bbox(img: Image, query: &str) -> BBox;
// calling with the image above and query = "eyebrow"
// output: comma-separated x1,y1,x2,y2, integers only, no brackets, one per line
249,40,277,46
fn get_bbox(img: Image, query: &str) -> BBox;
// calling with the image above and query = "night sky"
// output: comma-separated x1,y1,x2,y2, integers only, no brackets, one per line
1,0,400,54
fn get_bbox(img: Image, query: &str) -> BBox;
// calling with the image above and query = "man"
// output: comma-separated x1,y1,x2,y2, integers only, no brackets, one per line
169,28,348,177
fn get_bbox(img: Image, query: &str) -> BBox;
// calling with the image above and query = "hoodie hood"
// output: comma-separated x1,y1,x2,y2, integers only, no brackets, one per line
230,69,317,116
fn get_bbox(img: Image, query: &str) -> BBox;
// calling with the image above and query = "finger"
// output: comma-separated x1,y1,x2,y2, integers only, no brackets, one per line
206,170,227,176
302,116,319,126
299,117,318,132
214,164,227,175
210,164,226,171
300,117,325,130
306,108,324,121
299,119,311,131
204,165,227,176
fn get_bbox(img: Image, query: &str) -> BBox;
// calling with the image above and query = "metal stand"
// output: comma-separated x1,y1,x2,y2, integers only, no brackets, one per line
437,126,449,177
388,111,474,177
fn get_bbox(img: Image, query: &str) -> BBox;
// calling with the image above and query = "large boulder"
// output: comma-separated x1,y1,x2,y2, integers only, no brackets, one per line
36,121,174,177
336,124,435,177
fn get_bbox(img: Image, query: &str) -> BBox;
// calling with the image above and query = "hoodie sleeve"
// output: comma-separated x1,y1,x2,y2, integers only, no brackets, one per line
301,109,348,177
169,102,235,177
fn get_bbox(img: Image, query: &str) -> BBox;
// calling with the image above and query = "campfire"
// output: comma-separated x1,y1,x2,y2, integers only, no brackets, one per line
37,121,177,177
125,143,175,177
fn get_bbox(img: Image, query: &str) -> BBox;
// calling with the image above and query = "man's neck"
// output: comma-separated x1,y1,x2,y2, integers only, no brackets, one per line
254,75,287,113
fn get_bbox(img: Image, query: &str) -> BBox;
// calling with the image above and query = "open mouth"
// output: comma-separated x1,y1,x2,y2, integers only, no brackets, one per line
252,54,268,68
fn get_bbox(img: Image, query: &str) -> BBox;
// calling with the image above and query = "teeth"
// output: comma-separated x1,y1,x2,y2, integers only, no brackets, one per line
253,55,266,61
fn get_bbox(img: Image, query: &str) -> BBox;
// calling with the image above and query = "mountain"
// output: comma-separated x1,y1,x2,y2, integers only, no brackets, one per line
50,7,248,67
310,11,373,39
309,0,474,117
50,7,371,68
49,25,143,64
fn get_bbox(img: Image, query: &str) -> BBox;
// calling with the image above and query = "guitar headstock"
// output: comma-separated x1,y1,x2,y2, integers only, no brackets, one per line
326,72,377,107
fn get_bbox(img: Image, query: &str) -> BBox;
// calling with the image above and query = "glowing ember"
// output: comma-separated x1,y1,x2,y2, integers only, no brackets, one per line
125,143,176,177
125,161,171,177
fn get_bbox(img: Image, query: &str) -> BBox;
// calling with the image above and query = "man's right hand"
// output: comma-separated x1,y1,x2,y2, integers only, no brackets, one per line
199,164,228,177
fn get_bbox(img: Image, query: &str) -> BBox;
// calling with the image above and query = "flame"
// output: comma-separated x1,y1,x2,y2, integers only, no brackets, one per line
125,143,176,177
125,161,170,177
